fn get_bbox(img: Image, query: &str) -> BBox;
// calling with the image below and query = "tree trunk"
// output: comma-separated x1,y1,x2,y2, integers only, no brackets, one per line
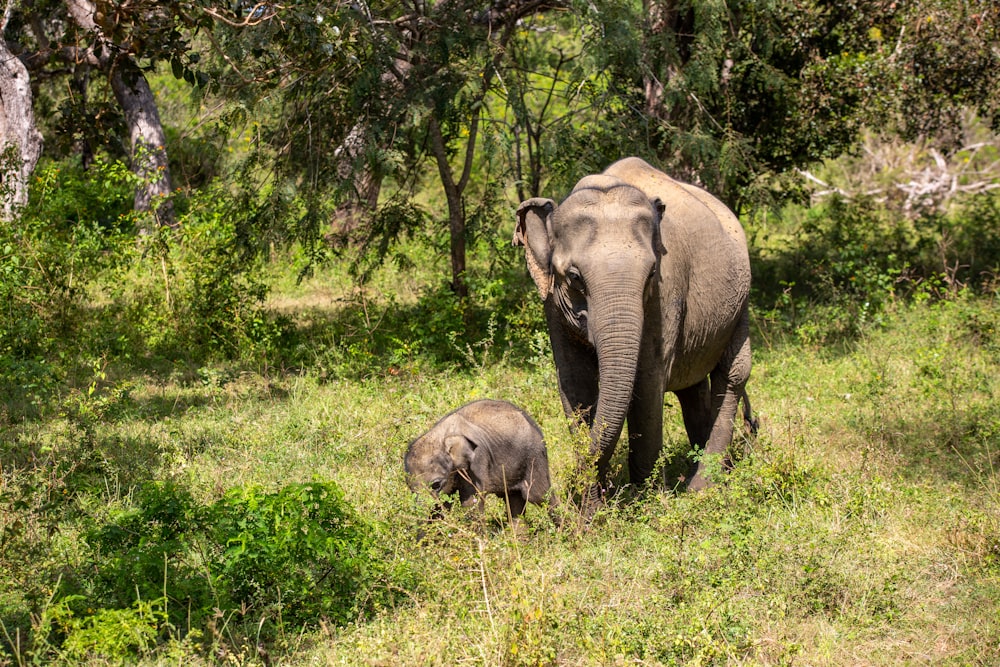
66,0,176,229
331,120,383,237
642,0,679,119
0,13,43,220
428,116,468,299
108,60,176,228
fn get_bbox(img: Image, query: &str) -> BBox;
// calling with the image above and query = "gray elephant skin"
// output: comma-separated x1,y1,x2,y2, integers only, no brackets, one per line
514,156,753,494
404,399,553,519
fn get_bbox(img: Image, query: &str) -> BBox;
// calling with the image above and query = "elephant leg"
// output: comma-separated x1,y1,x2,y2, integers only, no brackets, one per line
626,363,666,486
689,312,752,491
740,388,759,435
676,378,712,485
457,475,485,517
547,307,600,428
554,347,599,430
676,378,712,447
550,319,607,512
504,490,528,520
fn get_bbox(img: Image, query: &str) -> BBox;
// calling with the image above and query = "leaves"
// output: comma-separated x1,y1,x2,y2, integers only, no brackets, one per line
61,479,404,655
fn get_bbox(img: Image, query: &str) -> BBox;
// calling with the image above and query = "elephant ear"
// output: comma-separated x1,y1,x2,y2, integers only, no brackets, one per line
513,198,556,300
444,434,476,470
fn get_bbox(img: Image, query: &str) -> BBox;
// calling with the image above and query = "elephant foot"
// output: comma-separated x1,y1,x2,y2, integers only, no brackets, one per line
685,474,711,492
580,481,612,519
685,454,733,492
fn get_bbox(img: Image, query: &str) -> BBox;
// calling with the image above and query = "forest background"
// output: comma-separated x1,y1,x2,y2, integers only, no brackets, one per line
2,0,1000,664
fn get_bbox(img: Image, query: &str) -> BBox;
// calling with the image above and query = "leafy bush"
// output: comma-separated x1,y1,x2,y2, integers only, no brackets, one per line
83,183,299,369
24,480,406,662
173,208,292,358
0,157,139,407
303,255,546,379
212,482,397,626
752,190,1000,344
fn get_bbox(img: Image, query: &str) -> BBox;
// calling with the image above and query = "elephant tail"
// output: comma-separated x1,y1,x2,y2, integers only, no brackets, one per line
740,389,759,435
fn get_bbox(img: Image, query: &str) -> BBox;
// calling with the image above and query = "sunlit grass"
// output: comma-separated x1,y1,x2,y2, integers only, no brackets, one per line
3,250,998,665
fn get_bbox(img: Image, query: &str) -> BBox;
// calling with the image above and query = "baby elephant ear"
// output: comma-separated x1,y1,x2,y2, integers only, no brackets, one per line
444,434,475,470
514,198,556,300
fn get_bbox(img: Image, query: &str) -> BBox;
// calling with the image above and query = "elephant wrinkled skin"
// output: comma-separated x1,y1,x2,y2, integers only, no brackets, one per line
513,157,753,496
404,399,553,520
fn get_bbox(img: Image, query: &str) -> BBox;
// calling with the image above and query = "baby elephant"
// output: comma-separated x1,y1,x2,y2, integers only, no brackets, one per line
404,399,552,520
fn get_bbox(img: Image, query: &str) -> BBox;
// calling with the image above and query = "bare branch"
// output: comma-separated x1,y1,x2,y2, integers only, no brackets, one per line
202,3,282,28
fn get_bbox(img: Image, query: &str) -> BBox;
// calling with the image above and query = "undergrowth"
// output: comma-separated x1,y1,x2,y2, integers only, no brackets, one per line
2,156,1000,664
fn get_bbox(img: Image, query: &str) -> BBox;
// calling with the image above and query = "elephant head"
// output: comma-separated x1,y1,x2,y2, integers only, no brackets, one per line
514,176,664,482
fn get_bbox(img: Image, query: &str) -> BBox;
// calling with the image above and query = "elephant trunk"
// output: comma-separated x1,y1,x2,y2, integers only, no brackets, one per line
588,279,646,486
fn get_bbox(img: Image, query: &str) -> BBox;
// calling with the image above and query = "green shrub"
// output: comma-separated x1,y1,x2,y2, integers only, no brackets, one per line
26,479,409,661
946,194,1000,288
0,157,139,407
82,482,214,624
212,482,396,627
36,595,168,663
174,208,292,358
752,190,1000,344
93,185,297,367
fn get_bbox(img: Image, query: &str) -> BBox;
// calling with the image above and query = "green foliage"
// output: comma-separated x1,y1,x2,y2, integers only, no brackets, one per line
36,595,169,663
11,480,405,662
82,182,299,368
752,188,1000,344
175,210,289,357
81,482,213,624
0,157,298,417
303,262,546,379
0,157,139,408
218,481,407,626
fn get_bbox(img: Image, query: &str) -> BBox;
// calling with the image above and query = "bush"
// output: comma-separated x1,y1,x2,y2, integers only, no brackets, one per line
752,190,1000,344
23,480,406,662
83,183,297,368
0,157,139,408
171,203,293,359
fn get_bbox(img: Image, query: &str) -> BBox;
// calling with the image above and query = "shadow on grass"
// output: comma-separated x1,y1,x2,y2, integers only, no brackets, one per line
271,267,548,380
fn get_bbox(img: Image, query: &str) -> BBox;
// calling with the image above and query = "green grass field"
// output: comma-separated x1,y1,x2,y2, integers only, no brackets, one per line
3,247,997,665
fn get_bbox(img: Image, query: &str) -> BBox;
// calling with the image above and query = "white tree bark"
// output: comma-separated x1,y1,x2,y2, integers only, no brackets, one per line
66,0,176,228
0,2,43,220
108,64,176,226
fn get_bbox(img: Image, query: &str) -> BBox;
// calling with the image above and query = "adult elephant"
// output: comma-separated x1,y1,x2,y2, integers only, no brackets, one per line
513,157,753,496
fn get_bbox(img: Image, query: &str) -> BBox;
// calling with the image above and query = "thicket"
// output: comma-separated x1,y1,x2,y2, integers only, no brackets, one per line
752,191,1000,342
2,467,404,662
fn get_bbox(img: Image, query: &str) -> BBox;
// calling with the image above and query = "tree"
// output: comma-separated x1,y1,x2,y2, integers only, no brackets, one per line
630,0,1000,211
63,0,179,228
204,0,563,300
421,2,559,298
883,0,1000,141
9,0,209,229
0,0,43,219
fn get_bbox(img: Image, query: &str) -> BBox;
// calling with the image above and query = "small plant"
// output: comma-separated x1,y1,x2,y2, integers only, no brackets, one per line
210,481,392,628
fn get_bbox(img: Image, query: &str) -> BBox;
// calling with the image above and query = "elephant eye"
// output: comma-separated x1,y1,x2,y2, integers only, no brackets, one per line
430,479,444,492
566,267,586,293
